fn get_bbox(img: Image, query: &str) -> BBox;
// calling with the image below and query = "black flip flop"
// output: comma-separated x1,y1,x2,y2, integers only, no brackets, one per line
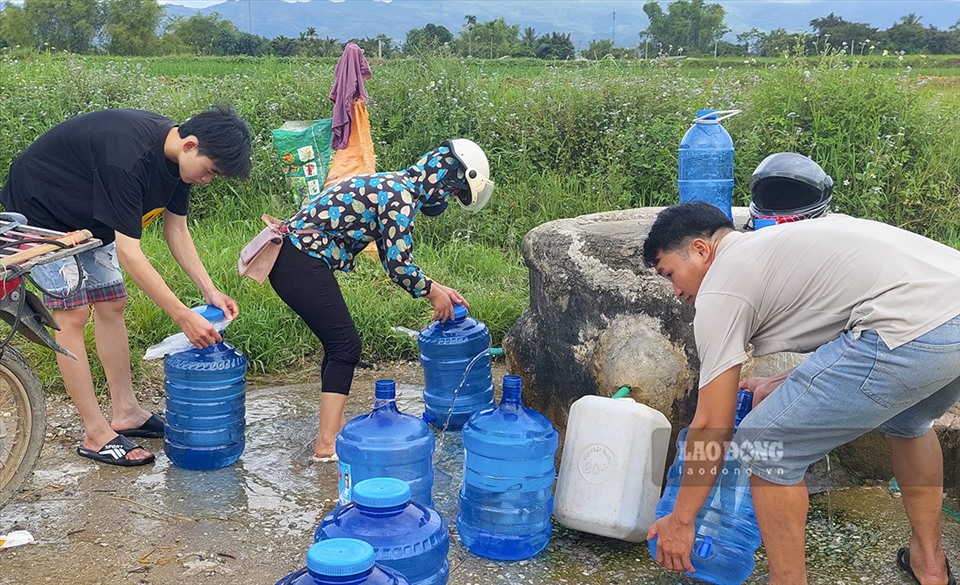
897,547,957,585
77,435,156,467
116,413,165,439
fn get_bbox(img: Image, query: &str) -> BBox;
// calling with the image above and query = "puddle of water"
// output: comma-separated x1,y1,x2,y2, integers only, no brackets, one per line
0,461,95,535
2,373,958,585
825,452,834,534
132,384,332,537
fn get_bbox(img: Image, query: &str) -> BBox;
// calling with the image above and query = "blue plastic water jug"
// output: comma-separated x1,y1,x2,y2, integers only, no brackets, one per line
337,380,435,507
275,538,410,585
164,305,246,470
419,305,495,431
678,109,737,220
647,389,761,585
456,375,559,561
315,478,449,585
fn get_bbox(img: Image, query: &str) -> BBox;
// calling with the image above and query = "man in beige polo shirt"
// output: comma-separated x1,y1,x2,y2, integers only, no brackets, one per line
643,202,959,585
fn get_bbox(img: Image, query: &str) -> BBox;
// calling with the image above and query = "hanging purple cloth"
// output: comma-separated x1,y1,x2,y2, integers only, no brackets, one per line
329,42,372,150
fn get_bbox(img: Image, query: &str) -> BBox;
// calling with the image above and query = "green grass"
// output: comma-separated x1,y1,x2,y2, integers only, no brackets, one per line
1,51,958,388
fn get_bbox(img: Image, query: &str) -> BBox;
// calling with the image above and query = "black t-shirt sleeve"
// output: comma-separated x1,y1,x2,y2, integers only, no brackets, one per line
92,164,149,239
166,183,190,217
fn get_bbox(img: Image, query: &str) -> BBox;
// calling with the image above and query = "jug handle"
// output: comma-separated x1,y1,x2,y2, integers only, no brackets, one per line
695,109,741,123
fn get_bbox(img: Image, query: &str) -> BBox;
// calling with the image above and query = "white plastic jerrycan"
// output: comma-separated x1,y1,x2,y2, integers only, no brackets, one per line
553,390,672,542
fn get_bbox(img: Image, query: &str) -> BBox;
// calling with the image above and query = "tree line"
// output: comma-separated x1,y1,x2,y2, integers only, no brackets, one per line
0,0,958,58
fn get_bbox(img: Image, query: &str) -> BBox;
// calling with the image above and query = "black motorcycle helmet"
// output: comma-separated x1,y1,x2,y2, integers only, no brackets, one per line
748,152,833,228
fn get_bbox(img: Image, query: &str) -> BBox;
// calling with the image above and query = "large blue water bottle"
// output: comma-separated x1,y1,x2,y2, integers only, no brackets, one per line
647,389,761,585
419,305,495,431
275,538,410,585
678,109,739,220
315,478,449,585
164,305,246,470
336,380,434,507
456,374,559,561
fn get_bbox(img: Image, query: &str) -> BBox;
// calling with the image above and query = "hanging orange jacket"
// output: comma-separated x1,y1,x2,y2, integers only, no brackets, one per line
324,101,376,190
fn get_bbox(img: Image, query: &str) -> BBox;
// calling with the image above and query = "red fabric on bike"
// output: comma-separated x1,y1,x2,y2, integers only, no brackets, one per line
0,277,21,297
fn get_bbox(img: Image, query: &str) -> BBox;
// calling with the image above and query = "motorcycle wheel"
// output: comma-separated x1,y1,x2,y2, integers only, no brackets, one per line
0,347,45,509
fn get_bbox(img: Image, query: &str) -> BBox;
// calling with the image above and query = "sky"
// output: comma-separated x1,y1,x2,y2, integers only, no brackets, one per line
6,0,956,45
154,0,960,30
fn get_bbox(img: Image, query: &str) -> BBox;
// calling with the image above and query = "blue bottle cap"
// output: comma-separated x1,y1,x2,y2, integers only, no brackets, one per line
374,379,396,400
452,305,468,321
191,304,224,323
352,477,411,508
306,539,376,576
696,109,718,121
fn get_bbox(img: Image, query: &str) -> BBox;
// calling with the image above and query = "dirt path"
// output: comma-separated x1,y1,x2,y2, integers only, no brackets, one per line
1,359,957,584
0,362,436,584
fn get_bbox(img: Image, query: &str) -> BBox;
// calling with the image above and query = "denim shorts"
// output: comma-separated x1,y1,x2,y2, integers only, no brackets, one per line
732,314,960,485
30,242,127,310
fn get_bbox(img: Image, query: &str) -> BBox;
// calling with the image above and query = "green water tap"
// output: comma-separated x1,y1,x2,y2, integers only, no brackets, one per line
489,347,504,357
612,386,631,399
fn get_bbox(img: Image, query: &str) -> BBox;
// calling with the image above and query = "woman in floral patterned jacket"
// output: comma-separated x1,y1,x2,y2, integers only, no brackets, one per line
270,139,494,461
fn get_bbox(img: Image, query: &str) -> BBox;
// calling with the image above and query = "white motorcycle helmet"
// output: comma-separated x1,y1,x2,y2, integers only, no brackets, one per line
443,138,494,212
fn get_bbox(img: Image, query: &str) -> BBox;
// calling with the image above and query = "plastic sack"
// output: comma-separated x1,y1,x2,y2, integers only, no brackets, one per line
143,317,233,360
272,119,333,206
0,530,34,549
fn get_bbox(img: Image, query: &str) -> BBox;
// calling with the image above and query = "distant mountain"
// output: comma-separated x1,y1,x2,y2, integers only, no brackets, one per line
160,1,960,49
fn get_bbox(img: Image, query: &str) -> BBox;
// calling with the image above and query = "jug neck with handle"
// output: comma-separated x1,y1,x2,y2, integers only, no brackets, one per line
678,109,741,221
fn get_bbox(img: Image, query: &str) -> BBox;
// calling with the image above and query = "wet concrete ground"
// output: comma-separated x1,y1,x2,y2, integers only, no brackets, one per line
1,362,958,584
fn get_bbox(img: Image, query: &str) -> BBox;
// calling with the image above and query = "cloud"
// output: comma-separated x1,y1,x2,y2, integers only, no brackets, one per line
156,0,223,8
157,0,223,7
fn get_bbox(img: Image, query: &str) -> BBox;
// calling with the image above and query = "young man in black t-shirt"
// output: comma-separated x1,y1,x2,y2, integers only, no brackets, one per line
0,105,251,466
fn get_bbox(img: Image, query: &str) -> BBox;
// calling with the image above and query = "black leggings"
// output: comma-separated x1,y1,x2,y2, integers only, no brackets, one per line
269,239,360,395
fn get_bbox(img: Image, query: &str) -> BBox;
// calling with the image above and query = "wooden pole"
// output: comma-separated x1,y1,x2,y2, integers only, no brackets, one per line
0,229,94,267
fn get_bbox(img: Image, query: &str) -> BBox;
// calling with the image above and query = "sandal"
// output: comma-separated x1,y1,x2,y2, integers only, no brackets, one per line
897,547,957,585
77,435,156,467
116,413,165,439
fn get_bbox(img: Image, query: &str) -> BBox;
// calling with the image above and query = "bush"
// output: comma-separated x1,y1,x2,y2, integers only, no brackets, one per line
1,52,957,386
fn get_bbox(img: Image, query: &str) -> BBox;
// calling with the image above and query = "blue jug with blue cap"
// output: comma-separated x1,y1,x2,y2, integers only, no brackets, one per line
163,305,246,470
418,304,495,430
315,477,449,585
276,538,410,585
647,388,761,585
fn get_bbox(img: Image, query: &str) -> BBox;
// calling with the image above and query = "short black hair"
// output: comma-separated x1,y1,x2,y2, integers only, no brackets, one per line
178,104,252,180
642,202,735,267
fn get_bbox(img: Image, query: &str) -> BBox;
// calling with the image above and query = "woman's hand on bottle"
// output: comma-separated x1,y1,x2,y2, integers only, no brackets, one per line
425,282,468,322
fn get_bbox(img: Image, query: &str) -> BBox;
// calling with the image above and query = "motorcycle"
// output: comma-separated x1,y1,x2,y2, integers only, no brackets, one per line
0,213,99,508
